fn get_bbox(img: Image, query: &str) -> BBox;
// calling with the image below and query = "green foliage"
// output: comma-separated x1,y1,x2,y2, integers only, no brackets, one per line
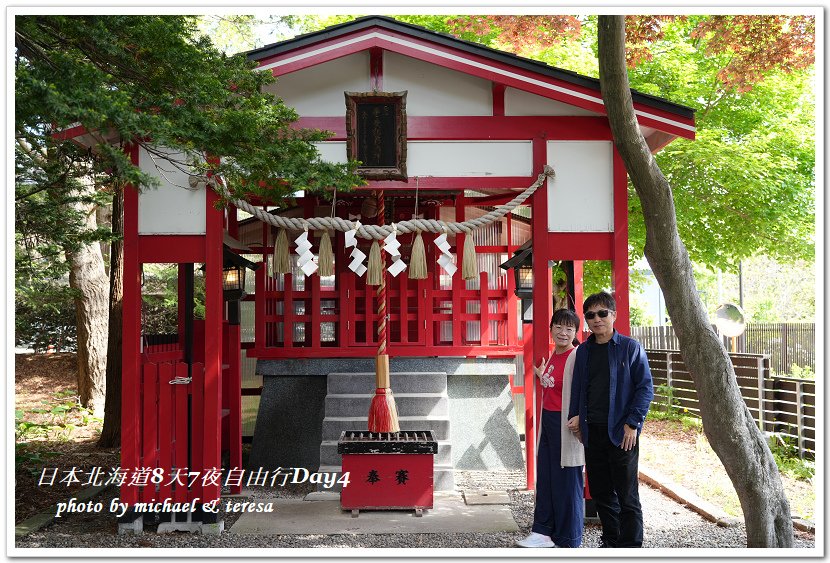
787,364,815,380
379,15,815,276
14,277,77,352
629,294,656,327
140,263,206,334
15,410,50,442
748,300,778,323
15,390,102,470
17,15,362,200
647,406,701,428
680,415,703,432
652,383,679,416
768,433,814,481
293,14,504,45
649,385,703,431
581,261,612,296
15,16,366,359
626,17,815,271
196,15,261,54
690,257,815,322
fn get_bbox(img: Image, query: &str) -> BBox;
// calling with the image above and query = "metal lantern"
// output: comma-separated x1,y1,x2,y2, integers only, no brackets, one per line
515,261,534,297
221,247,260,325
499,241,534,323
222,264,245,301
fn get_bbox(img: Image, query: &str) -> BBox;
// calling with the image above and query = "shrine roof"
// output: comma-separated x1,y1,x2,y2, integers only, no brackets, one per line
248,15,695,124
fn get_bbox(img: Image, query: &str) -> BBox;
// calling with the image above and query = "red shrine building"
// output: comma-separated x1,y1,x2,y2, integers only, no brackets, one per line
66,16,694,532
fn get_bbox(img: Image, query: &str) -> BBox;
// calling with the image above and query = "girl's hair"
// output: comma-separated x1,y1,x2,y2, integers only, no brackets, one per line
550,308,581,347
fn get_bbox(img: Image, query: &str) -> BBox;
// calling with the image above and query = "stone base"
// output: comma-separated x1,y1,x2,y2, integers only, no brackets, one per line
118,506,225,535
117,516,144,535
157,520,225,535
254,357,522,479
249,375,327,471
157,511,225,535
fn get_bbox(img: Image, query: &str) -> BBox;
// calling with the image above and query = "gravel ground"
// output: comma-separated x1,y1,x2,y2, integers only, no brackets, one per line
15,470,815,551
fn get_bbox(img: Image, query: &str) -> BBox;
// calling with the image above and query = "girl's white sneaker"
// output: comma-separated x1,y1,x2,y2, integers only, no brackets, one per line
515,532,555,548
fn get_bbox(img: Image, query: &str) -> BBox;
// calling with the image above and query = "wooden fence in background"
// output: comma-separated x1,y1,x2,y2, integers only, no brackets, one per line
633,323,815,376
646,349,815,458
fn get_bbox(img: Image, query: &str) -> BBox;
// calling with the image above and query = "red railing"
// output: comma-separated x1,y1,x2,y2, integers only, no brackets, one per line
128,322,243,506
249,268,521,358
123,360,206,505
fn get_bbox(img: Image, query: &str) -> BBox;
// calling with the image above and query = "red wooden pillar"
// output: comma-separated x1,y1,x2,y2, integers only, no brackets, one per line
522,325,535,489
612,148,630,334
310,273,321,349
226,323,243,494
452,195,466,346
177,265,188,342
573,261,584,312
227,204,239,239
202,188,224,502
528,138,554,490
121,144,141,505
505,213,518,350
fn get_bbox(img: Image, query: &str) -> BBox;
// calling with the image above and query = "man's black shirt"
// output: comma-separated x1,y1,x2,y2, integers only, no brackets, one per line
586,341,610,424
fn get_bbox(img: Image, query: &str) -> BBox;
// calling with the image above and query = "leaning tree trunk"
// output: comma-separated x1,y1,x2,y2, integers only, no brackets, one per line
596,15,792,547
98,183,123,447
67,185,109,417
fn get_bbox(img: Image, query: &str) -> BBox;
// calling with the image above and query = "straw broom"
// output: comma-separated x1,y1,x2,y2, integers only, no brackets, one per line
367,190,400,433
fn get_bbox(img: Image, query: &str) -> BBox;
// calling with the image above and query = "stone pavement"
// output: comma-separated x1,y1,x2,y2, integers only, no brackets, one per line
229,491,518,535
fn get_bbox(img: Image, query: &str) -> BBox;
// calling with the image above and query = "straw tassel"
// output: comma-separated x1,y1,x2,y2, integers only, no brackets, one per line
461,233,478,280
318,230,334,277
367,388,400,432
366,240,382,286
368,354,400,432
408,231,428,279
273,228,291,274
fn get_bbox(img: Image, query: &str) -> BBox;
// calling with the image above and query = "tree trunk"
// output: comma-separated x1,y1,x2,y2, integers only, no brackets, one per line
67,183,109,417
596,15,793,547
98,183,123,447
96,203,113,274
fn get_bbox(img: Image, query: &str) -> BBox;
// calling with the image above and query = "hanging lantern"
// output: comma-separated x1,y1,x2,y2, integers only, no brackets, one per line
499,241,533,323
222,248,260,302
222,264,244,297
515,262,534,297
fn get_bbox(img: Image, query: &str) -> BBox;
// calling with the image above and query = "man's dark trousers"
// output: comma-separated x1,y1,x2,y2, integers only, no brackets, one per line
586,423,643,547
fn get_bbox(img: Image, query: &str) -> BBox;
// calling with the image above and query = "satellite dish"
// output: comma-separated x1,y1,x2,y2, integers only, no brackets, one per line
714,303,746,337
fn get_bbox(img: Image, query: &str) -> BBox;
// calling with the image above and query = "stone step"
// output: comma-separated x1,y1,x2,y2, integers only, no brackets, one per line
318,464,456,492
324,393,448,418
321,416,451,441
327,372,447,395
318,439,453,467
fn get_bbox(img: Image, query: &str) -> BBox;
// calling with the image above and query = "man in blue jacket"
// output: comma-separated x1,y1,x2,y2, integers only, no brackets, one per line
567,291,654,548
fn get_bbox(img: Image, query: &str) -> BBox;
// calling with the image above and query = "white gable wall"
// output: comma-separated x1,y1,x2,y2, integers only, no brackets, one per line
273,50,617,218
269,51,610,120
270,51,492,117
505,87,600,117
267,52,371,116
382,52,492,116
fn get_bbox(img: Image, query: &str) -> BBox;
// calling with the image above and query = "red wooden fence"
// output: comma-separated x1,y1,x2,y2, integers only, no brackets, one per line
122,360,204,505
250,269,520,358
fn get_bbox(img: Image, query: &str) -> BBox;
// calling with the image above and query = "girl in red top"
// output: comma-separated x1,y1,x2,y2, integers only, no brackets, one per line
516,308,585,548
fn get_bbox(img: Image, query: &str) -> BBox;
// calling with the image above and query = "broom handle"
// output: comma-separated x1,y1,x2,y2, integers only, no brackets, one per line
376,190,387,360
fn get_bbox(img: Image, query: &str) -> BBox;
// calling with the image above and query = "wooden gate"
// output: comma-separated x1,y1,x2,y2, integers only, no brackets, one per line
124,360,208,505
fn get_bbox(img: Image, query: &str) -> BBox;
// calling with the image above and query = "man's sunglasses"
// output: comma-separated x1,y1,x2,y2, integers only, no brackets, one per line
584,309,613,320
